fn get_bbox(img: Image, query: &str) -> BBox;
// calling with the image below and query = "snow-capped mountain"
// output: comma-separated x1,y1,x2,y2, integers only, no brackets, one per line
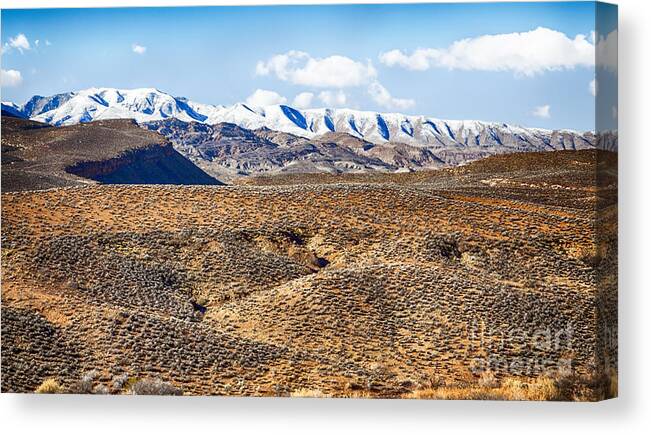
4,88,210,126
2,87,595,151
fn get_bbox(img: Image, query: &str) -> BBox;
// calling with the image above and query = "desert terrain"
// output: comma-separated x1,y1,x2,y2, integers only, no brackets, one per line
1,129,617,399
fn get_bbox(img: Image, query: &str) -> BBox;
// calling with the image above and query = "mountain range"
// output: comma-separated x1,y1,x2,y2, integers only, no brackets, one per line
2,87,597,181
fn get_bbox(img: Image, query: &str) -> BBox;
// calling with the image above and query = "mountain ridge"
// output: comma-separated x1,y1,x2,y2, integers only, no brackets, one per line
2,87,593,148
4,87,604,180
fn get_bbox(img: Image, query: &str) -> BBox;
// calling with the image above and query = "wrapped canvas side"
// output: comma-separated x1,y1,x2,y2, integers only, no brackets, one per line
594,1,618,399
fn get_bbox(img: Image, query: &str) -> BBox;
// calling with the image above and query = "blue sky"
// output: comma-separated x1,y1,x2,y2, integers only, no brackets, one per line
1,2,617,131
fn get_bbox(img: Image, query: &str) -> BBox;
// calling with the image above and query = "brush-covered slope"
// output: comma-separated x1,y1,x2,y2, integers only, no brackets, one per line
1,149,617,399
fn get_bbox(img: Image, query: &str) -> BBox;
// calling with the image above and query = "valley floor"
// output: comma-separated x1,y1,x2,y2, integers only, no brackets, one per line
0,150,618,400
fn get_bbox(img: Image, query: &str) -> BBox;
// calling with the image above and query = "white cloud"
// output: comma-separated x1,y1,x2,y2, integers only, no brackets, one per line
245,89,287,107
589,78,597,96
293,92,314,109
1,69,23,87
8,33,31,53
318,90,347,107
367,81,415,110
132,44,147,55
379,48,439,72
380,27,595,76
532,105,551,119
45,40,52,46
256,50,377,88
34,39,40,47
596,30,617,73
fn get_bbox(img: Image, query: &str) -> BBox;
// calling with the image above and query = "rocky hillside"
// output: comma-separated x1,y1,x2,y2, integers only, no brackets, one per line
143,118,595,181
1,116,221,192
143,119,449,181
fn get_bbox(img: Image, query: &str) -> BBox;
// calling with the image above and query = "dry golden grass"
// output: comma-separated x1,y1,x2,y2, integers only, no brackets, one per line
35,378,63,394
290,388,332,398
404,376,565,401
404,370,618,402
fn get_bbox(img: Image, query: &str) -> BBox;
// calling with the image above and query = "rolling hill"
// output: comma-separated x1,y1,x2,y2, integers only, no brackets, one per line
1,116,221,192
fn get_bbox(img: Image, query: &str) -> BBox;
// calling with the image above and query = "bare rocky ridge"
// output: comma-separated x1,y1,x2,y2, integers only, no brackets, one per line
143,119,404,181
143,118,595,182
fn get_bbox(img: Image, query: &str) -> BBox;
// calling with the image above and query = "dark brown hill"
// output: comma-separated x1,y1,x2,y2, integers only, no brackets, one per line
1,116,221,192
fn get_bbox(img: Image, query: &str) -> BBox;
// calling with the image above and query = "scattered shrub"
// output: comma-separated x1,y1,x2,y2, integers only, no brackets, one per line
35,378,62,394
69,370,98,394
112,373,130,391
93,384,110,395
128,378,182,396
